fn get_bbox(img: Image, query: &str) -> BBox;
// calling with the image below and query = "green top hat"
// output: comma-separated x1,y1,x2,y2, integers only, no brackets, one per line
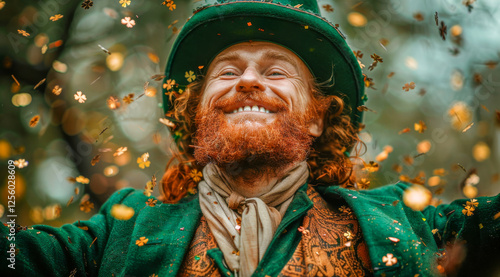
162,0,365,133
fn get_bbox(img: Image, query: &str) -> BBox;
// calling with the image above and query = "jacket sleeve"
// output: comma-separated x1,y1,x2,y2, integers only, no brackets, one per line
0,188,135,277
422,192,500,275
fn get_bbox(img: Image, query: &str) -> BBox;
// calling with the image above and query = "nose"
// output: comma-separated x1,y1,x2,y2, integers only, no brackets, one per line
236,67,265,92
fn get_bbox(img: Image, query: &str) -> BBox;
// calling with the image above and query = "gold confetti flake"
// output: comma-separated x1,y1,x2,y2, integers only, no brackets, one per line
136,237,148,246
137,153,150,169
110,204,135,220
113,147,128,157
159,118,176,128
14,159,28,168
388,237,400,243
146,198,157,207
74,91,87,103
79,200,94,213
52,85,62,95
75,175,90,184
382,253,397,266
185,70,196,82
122,93,134,104
190,169,202,182
322,4,334,12
18,30,30,37
362,161,379,172
402,82,416,91
81,0,93,9
414,120,427,133
29,115,40,127
462,205,474,216
403,185,432,211
119,0,131,8
90,155,101,166
50,14,63,21
398,127,411,134
33,78,46,89
107,96,121,110
121,17,136,28
162,0,176,10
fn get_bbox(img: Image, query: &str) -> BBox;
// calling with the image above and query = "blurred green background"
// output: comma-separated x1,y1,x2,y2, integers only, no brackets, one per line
0,0,499,227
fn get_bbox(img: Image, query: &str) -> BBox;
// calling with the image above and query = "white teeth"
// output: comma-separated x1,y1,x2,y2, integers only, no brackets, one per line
230,106,273,113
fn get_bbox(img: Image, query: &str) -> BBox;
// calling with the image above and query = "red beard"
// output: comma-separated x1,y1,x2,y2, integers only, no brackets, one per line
193,92,316,178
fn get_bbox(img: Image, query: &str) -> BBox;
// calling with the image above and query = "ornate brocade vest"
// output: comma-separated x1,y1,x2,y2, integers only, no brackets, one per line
178,186,373,277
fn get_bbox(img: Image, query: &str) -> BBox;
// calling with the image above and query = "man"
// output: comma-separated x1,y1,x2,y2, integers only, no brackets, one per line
1,1,499,277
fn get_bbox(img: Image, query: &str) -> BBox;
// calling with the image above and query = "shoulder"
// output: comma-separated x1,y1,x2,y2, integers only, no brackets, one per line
315,181,411,202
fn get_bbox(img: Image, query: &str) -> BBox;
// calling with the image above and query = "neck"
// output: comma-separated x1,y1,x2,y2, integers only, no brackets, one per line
216,161,302,198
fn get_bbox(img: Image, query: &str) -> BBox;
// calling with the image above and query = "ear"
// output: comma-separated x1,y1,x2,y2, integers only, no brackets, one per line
308,110,325,137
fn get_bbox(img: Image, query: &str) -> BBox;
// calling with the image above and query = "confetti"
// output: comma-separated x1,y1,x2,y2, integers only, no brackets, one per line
362,161,379,172
74,91,87,103
79,200,94,213
76,175,90,184
190,169,203,182
146,198,157,207
493,212,500,220
137,153,151,169
136,237,148,246
403,185,432,211
121,17,136,28
11,75,20,86
461,122,474,133
163,79,176,90
50,14,63,21
123,93,134,104
413,13,424,21
388,237,400,243
18,30,30,37
89,237,97,248
29,115,40,127
119,0,130,7
322,4,334,12
14,159,28,168
185,70,196,82
398,128,411,134
110,204,135,220
162,0,176,10
113,147,128,157
81,0,93,9
402,82,416,91
66,196,74,207
414,120,427,133
98,44,111,55
90,155,101,166
438,21,447,40
33,78,46,89
52,85,62,95
382,253,397,266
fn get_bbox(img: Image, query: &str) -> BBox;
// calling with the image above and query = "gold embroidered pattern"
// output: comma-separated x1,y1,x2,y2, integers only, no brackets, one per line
278,187,373,276
178,216,221,277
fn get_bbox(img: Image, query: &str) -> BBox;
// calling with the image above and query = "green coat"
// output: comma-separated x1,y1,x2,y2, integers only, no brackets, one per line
1,182,499,277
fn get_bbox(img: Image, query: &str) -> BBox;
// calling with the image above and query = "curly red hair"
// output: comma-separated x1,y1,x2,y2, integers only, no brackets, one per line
160,77,364,203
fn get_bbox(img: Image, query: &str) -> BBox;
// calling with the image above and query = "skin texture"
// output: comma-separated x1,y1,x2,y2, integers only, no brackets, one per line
195,42,324,198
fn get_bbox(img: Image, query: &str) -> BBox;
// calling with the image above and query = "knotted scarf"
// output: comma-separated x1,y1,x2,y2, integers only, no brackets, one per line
198,161,309,277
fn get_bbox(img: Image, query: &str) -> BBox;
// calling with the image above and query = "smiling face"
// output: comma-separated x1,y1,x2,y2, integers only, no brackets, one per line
198,41,322,136
193,42,325,176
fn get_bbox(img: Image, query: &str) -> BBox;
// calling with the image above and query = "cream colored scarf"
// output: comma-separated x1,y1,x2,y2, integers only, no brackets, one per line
198,161,309,277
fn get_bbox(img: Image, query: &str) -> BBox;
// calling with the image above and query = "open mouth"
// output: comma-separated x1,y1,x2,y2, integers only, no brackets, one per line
223,99,278,114
230,105,271,114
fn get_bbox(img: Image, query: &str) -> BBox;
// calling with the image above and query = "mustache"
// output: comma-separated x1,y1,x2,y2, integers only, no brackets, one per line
212,91,288,112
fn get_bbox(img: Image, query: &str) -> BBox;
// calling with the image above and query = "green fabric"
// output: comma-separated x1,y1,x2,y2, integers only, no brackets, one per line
2,182,499,276
163,0,365,128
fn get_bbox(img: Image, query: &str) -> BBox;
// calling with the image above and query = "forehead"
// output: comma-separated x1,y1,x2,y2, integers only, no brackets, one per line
207,41,308,71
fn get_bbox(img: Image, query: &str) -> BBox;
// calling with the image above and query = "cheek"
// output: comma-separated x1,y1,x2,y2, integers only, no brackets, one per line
201,80,234,108
288,79,311,112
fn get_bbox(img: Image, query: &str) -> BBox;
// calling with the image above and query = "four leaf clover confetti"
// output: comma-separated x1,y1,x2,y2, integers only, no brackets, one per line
75,175,90,184
52,85,62,95
414,120,427,133
190,169,203,182
135,236,148,246
402,82,416,91
137,152,151,169
18,30,30,37
382,253,398,266
119,0,131,8
29,115,40,127
185,70,196,82
162,0,176,11
80,200,94,213
121,17,136,28
81,0,93,9
74,91,87,103
50,14,64,21
322,4,334,12
14,159,28,169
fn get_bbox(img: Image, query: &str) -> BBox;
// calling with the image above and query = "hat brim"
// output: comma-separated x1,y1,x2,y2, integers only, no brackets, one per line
164,1,365,125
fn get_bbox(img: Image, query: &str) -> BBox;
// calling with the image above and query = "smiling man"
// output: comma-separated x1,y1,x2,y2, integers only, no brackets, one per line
2,0,500,277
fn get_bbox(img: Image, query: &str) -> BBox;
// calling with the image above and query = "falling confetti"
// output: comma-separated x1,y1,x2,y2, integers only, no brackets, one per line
14,159,28,168
113,147,128,157
137,153,151,169
119,0,131,8
402,82,416,91
29,115,40,127
110,204,135,220
52,85,62,95
136,237,148,246
190,169,203,182
50,14,63,21
74,91,87,103
18,30,30,37
81,0,93,9
121,17,136,28
185,70,196,82
414,120,427,133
